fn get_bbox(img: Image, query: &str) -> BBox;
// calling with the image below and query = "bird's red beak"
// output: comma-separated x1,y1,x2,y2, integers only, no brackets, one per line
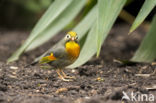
71,37,75,41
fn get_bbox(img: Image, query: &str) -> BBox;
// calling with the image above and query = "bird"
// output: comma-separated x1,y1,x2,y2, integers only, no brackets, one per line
33,31,80,81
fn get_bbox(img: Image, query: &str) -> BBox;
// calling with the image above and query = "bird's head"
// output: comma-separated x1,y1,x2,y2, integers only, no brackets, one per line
64,31,78,42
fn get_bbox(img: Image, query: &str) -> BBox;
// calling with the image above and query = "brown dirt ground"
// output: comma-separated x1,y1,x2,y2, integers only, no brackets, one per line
0,24,156,103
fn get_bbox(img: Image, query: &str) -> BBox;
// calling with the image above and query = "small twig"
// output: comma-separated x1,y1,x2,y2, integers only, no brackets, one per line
135,74,151,77
145,85,156,91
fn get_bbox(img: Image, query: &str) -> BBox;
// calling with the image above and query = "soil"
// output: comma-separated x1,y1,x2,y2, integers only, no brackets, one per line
0,23,156,103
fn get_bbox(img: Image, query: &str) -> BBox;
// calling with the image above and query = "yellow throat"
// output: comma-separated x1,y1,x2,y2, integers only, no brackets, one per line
65,41,80,60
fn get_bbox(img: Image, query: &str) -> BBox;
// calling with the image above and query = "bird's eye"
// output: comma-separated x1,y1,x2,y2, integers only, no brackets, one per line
75,36,78,40
66,34,71,39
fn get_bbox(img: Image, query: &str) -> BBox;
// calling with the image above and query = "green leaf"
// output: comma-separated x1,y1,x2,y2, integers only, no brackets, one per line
7,0,82,62
131,15,156,62
29,0,72,38
69,0,127,68
96,0,127,57
130,0,156,33
25,0,86,51
73,6,97,39
7,0,72,62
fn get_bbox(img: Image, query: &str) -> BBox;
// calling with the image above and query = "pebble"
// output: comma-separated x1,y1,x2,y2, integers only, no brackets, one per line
72,69,76,73
84,96,90,99
36,90,40,92
10,66,18,70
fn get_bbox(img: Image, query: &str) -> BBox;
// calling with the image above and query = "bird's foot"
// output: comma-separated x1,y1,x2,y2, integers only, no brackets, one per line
56,69,73,81
60,69,76,79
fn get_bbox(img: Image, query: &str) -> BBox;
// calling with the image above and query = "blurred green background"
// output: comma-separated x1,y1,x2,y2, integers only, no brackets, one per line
0,0,53,29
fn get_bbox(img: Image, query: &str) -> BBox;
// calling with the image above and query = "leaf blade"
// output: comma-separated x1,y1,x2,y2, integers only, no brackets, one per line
73,6,97,39
7,0,73,62
69,0,127,68
131,15,156,62
25,0,86,51
96,0,127,57
130,0,156,33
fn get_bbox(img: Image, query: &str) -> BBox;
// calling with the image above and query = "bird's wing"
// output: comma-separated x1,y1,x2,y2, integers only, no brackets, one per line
39,52,57,64
39,45,66,64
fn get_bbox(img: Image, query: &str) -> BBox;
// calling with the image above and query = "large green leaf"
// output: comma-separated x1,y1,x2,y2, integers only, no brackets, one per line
73,6,97,39
130,0,156,33
131,15,156,62
69,0,127,68
25,0,86,51
96,0,127,56
7,0,84,62
27,0,72,39
7,0,72,62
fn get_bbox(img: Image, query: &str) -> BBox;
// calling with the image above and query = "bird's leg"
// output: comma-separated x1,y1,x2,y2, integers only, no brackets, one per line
56,69,71,81
60,69,75,79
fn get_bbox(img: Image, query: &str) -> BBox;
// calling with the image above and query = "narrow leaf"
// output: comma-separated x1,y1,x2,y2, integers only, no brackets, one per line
131,15,156,62
130,0,156,33
96,0,127,57
7,0,72,62
25,0,86,51
30,0,72,39
73,6,97,39
70,0,127,68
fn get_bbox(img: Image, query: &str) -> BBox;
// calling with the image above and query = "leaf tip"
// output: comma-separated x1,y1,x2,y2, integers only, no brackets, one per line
128,31,132,35
96,52,100,58
7,56,19,63
129,27,134,34
96,47,101,58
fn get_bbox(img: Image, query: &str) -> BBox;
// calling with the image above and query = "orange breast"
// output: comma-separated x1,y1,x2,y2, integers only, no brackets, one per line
65,41,80,60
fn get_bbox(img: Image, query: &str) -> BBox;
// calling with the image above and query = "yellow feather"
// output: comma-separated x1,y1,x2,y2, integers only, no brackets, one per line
68,31,77,37
39,53,56,64
65,41,80,60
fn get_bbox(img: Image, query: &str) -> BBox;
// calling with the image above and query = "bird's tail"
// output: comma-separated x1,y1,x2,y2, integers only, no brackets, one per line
24,61,38,68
